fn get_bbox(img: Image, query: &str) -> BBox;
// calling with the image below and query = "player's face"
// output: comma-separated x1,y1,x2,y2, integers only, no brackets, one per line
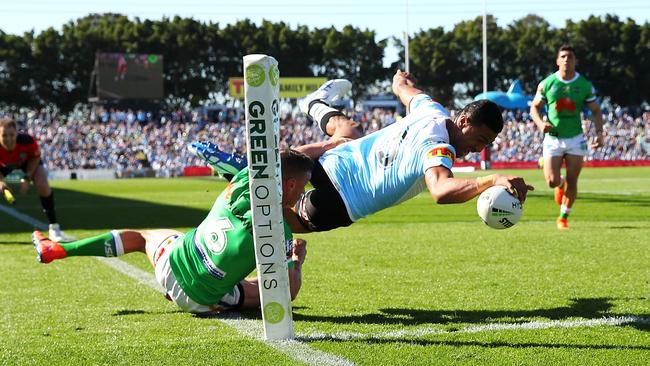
282,171,311,207
556,50,576,73
0,126,17,150
459,123,497,156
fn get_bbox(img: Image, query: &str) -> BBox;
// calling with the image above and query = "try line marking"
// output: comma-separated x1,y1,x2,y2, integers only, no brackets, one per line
299,315,650,341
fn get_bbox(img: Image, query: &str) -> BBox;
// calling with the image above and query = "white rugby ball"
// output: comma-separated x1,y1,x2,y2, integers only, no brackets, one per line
477,186,523,229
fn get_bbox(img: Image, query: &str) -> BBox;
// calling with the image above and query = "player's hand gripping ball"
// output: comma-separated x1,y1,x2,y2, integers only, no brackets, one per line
477,186,523,229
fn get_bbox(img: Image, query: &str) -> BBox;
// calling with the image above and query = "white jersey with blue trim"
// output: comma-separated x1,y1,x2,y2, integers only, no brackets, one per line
319,94,457,221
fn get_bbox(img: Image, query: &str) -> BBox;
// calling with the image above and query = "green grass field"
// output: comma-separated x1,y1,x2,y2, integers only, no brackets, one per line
1,167,649,365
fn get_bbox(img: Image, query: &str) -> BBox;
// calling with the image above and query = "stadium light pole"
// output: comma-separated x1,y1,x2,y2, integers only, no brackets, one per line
481,0,491,170
482,0,488,96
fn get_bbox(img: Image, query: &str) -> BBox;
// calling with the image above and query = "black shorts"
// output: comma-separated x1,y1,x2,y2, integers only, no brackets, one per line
294,160,353,232
0,159,42,178
0,162,27,178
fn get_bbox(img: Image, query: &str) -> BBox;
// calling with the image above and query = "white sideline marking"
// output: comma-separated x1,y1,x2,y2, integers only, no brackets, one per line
3,204,355,366
0,204,48,229
301,315,650,341
99,258,354,366
97,257,165,293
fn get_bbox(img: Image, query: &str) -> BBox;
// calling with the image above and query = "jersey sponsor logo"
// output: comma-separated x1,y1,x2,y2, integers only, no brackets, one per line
193,232,227,280
427,146,455,162
104,240,115,257
555,97,576,113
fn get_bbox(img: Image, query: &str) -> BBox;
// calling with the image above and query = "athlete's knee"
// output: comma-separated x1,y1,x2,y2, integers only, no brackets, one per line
564,176,579,189
32,172,51,194
546,176,562,188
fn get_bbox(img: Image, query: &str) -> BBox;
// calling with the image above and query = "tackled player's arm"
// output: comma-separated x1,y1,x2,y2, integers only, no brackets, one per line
425,166,534,204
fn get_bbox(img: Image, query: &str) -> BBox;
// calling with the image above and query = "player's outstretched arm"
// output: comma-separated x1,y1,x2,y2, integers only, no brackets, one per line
425,166,534,204
392,69,425,112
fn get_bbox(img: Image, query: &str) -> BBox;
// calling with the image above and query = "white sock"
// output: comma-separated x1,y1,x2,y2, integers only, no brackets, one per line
110,230,125,256
560,205,571,216
308,102,343,134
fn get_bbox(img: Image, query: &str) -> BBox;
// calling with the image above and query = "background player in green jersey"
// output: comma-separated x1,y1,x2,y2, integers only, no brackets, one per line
530,45,604,230
32,149,313,314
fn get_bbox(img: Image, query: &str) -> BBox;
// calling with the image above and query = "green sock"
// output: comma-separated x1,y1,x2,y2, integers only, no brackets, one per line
60,230,124,257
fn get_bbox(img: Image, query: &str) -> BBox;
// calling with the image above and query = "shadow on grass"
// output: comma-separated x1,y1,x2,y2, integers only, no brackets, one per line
324,338,650,351
0,186,210,235
0,240,32,244
113,309,184,316
609,226,649,230
294,297,650,332
579,193,650,207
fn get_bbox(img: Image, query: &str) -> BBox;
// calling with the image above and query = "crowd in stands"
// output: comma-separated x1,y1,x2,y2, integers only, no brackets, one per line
486,108,650,163
5,103,649,177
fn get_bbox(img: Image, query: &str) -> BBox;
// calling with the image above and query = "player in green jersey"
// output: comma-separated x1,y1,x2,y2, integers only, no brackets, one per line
530,45,604,230
32,149,313,314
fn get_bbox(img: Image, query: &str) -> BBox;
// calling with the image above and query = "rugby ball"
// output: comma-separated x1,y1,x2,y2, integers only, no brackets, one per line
477,186,523,229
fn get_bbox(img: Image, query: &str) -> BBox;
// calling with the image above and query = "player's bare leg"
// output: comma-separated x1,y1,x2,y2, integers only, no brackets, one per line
300,79,364,139
32,165,75,241
557,154,583,230
32,229,151,263
544,155,564,189
544,155,569,230
32,165,52,197
544,155,566,205
325,114,363,140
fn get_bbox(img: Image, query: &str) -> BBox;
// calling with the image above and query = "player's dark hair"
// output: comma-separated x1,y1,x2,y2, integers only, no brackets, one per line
558,44,576,57
281,149,313,178
459,99,503,134
0,118,17,130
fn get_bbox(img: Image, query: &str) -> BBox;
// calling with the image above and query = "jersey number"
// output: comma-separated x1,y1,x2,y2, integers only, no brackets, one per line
376,127,409,167
202,217,234,254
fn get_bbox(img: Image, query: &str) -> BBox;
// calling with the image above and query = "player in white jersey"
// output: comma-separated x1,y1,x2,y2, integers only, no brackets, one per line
192,70,534,233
